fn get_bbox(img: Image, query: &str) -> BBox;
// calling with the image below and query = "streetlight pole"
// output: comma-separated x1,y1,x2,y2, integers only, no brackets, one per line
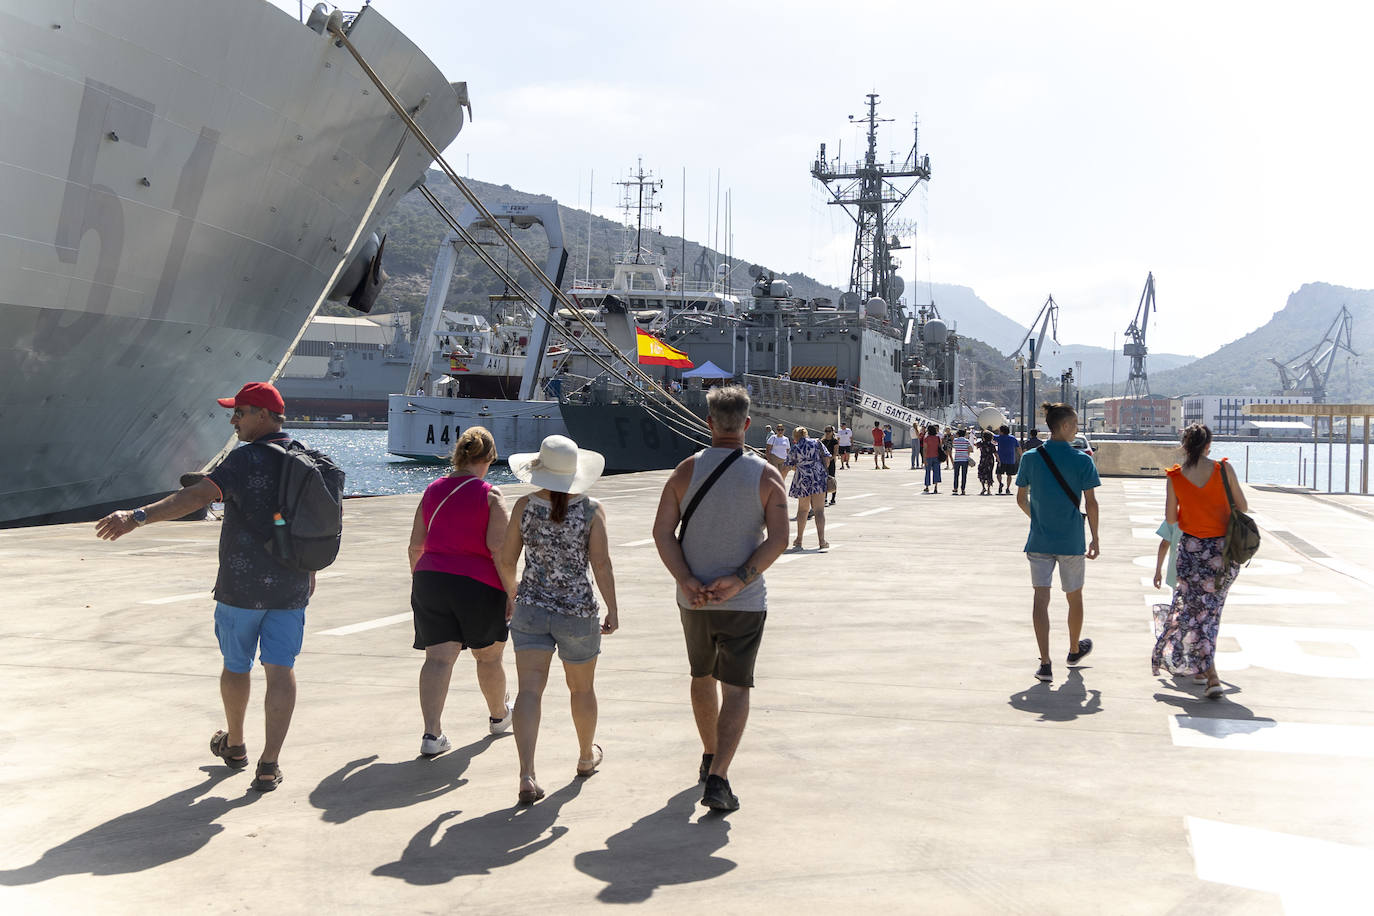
1015,354,1026,439
1027,337,1038,436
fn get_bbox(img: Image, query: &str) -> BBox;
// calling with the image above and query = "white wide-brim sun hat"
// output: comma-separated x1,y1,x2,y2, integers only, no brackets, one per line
508,435,606,495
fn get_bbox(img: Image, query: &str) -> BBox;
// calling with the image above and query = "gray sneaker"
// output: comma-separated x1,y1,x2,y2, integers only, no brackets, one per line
420,733,451,757
489,700,513,735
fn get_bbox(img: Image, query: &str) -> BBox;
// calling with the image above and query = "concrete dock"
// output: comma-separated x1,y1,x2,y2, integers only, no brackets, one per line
2,460,1372,913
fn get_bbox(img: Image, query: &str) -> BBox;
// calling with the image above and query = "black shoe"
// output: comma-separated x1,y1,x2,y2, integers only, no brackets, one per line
699,753,713,783
1067,638,1094,666
807,510,815,519
1035,662,1052,682
701,774,740,811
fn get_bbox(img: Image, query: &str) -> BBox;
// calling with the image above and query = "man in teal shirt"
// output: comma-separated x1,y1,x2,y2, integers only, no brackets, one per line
1015,403,1101,682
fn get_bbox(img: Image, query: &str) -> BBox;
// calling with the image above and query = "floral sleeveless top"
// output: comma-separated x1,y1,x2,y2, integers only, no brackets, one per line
516,494,600,618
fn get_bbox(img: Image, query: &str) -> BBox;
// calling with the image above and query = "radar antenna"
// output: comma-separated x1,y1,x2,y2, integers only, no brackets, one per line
1121,272,1156,437
1268,305,1358,403
811,93,931,323
615,158,663,265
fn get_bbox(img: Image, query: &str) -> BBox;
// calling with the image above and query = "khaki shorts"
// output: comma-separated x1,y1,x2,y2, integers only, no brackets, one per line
680,607,766,688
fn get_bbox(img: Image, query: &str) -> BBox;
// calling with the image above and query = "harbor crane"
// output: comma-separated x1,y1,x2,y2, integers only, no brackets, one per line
1121,272,1157,437
1268,305,1358,402
1012,295,1060,435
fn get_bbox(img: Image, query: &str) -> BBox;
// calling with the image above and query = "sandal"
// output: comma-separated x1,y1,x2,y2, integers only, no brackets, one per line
818,541,830,550
1205,683,1225,698
210,730,249,770
576,743,603,778
251,761,282,792
518,777,545,804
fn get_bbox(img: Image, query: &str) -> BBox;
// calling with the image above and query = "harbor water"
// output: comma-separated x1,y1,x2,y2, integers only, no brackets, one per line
296,428,1367,497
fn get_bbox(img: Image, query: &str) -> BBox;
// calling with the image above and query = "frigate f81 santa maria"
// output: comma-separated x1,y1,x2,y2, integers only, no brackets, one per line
0,1,467,525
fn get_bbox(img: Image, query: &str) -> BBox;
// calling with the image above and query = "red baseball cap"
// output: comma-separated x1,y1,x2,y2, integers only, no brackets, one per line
217,382,285,414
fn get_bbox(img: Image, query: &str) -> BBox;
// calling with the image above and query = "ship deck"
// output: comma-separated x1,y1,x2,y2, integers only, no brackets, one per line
2,460,1372,912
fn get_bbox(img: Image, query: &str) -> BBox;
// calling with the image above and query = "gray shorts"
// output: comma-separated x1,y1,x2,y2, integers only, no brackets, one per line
510,603,601,663
1027,552,1086,592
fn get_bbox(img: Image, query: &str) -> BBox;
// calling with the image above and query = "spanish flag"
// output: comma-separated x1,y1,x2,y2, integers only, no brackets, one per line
635,327,694,369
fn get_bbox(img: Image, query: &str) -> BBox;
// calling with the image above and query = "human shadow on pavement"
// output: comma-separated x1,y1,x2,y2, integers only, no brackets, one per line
574,785,735,904
371,778,584,885
0,766,260,885
1008,669,1103,722
309,735,497,824
1152,684,1268,732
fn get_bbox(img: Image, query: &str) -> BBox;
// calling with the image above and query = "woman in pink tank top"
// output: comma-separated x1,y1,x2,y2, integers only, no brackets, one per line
406,427,514,759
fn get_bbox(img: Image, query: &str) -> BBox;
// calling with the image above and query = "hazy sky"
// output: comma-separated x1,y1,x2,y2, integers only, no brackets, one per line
273,0,1373,358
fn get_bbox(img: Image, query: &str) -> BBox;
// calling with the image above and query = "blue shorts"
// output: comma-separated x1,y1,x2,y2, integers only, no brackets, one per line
214,602,306,673
510,603,601,664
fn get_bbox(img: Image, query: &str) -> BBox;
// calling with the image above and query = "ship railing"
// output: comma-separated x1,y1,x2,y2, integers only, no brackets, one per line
743,374,846,414
569,278,729,296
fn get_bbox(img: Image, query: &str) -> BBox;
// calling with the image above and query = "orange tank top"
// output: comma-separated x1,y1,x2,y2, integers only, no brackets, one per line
1167,460,1231,538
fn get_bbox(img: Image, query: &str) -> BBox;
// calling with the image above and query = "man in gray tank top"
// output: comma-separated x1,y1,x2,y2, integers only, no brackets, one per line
653,385,789,812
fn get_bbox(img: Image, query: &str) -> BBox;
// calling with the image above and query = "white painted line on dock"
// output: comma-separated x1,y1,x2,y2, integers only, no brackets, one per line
852,507,892,517
1187,816,1374,908
141,591,212,605
1132,527,1159,539
619,538,656,547
845,492,877,499
775,545,839,564
1315,557,1374,587
1130,515,1164,524
318,612,411,637
1170,716,1374,757
901,481,924,487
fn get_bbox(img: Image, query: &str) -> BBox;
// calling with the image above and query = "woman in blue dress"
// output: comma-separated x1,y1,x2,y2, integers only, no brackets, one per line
786,426,831,551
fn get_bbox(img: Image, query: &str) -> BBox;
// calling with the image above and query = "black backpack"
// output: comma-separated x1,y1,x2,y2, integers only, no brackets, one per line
254,440,346,571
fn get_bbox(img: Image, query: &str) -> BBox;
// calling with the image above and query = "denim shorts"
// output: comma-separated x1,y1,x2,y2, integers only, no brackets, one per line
1026,553,1086,593
214,602,306,673
510,603,601,663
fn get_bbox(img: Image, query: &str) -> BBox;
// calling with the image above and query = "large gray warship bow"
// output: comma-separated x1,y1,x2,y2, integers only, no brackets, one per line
0,1,466,525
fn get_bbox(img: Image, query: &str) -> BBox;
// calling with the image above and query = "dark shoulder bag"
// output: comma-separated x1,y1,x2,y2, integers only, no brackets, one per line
1218,460,1260,584
1036,445,1086,519
677,448,744,543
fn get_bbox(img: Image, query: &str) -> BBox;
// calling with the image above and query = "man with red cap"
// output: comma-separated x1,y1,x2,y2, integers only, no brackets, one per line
96,381,315,792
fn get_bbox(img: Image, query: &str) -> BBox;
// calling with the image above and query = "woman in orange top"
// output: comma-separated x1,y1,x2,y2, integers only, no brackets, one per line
1150,424,1248,697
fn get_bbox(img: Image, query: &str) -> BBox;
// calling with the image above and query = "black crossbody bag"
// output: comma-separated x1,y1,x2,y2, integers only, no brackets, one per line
677,448,744,543
1036,445,1086,519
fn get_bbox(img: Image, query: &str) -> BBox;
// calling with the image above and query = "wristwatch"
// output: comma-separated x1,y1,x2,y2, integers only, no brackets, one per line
132,508,148,526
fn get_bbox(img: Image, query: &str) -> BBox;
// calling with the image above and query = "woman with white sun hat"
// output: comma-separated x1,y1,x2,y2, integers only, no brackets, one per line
496,435,620,804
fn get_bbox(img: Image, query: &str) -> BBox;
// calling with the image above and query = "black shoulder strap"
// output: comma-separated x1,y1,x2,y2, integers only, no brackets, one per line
1218,458,1237,510
1036,445,1080,509
678,449,744,543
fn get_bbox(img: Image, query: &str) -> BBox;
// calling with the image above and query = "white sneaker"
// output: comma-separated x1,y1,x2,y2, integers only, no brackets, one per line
489,701,513,735
420,733,451,757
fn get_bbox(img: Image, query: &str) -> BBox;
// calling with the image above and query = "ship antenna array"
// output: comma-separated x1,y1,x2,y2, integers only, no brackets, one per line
322,15,716,447
616,159,663,265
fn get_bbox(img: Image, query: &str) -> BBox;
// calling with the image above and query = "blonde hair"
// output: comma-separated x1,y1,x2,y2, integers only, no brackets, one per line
450,426,497,471
793,426,808,440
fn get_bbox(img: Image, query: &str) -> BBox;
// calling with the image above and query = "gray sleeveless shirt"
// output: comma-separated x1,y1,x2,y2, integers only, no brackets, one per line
677,447,768,612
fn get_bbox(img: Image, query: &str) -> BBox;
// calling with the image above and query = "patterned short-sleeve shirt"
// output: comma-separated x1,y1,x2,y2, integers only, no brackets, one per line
206,432,311,610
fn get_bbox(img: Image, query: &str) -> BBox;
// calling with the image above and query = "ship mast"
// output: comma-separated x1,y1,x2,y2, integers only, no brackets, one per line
615,158,663,264
811,93,931,321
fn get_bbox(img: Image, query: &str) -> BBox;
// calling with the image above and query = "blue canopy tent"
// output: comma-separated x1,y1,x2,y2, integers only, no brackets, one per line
681,360,732,379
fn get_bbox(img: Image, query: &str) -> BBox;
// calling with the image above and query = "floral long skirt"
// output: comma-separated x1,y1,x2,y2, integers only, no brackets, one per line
1151,534,1240,676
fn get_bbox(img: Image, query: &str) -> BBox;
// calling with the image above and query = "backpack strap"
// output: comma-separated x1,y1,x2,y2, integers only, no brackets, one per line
1035,445,1081,510
678,449,743,543
1218,457,1238,512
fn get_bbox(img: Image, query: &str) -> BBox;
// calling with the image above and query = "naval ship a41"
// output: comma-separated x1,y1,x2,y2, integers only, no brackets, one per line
1,1,466,525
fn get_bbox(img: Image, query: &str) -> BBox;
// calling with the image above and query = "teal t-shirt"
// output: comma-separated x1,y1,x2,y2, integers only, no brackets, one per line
1155,520,1181,588
1015,440,1101,555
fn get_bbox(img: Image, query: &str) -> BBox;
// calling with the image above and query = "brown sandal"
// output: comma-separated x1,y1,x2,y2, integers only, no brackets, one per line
210,730,248,769
251,761,282,792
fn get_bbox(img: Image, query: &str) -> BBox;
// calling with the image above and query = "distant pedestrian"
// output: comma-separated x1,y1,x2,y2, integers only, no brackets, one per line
786,426,831,550
1023,427,1044,454
820,426,839,506
652,385,789,812
921,424,943,493
496,435,619,804
95,382,343,792
910,421,923,469
406,426,514,760
1151,424,1246,698
837,423,853,469
882,424,893,459
766,424,791,482
976,429,997,495
942,428,955,469
994,425,1021,494
951,427,971,495
1015,403,1100,683
871,421,887,469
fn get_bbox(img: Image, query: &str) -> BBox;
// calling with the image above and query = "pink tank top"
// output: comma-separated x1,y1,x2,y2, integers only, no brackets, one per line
414,475,503,590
